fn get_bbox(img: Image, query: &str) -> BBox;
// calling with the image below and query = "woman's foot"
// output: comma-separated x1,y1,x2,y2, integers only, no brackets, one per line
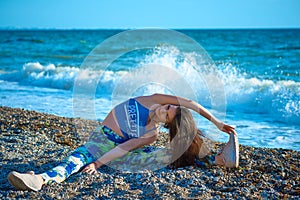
7,171,44,191
216,131,239,168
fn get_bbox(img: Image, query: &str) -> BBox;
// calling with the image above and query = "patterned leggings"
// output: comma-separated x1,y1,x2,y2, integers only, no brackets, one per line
40,126,166,184
40,126,215,184
40,146,94,184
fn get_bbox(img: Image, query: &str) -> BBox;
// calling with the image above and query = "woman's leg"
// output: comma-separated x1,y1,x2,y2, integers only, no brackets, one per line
195,155,216,167
196,132,239,168
7,146,95,191
40,146,95,184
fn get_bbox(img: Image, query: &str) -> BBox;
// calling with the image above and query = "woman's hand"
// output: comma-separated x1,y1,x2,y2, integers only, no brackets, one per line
216,121,236,134
82,162,98,175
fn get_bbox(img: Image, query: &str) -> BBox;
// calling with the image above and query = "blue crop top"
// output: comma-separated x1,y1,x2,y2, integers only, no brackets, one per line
114,98,154,140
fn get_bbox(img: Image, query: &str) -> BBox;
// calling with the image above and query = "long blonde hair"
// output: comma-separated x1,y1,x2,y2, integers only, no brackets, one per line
165,107,206,168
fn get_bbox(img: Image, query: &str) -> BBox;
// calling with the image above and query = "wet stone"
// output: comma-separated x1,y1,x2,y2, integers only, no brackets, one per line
0,106,299,199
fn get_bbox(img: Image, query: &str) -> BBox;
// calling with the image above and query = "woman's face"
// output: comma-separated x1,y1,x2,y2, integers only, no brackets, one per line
155,104,178,123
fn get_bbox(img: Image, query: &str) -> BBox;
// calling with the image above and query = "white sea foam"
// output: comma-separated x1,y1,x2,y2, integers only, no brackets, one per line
0,45,299,125
17,62,80,90
139,45,300,124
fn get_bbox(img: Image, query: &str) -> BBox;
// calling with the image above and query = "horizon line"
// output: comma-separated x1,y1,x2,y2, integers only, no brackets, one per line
1,26,300,30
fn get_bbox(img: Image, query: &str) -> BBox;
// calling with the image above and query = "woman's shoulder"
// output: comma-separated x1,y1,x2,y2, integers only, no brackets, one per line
134,95,156,107
111,95,157,110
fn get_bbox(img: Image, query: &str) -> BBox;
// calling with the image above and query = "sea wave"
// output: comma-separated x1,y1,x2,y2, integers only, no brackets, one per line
0,47,299,125
0,62,79,90
221,64,300,124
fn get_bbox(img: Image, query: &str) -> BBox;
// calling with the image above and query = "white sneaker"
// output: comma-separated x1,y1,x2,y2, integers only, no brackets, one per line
220,132,239,168
8,171,43,191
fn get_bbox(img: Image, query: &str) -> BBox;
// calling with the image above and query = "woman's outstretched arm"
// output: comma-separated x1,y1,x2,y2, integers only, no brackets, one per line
149,93,235,134
82,133,157,174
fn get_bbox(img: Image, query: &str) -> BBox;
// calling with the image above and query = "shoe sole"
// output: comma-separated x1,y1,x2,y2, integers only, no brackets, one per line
220,132,239,168
227,132,239,168
7,172,39,192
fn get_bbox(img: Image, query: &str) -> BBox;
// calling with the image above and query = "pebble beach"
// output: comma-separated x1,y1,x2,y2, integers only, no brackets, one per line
0,106,299,199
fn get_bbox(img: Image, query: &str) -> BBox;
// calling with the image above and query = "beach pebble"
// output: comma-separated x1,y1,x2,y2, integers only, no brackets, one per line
1,106,299,199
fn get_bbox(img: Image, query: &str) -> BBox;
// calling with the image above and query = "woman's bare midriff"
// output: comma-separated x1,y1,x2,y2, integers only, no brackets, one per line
102,110,126,138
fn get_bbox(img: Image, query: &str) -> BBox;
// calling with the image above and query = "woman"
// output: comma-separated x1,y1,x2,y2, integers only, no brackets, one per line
7,93,238,191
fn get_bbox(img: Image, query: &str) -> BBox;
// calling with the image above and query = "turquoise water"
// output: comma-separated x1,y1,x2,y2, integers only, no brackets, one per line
0,29,299,150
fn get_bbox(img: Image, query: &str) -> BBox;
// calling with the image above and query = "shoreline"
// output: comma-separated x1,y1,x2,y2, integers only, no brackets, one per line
0,106,299,199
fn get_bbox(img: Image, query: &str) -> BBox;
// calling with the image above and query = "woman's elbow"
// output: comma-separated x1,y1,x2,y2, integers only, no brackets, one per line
144,134,158,145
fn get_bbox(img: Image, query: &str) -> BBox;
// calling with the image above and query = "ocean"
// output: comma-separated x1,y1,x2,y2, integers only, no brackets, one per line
0,29,299,150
